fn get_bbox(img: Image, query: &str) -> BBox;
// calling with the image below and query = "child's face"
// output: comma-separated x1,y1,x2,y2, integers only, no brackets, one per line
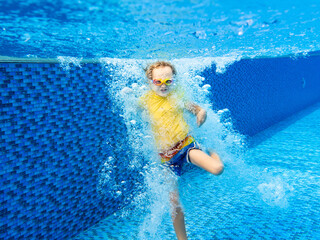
150,66,173,97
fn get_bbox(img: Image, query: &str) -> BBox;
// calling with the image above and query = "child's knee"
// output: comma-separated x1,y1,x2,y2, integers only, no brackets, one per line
209,152,224,175
213,163,224,175
170,192,181,207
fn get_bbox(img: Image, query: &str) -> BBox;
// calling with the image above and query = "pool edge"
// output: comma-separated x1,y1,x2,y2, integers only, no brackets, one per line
1,51,320,63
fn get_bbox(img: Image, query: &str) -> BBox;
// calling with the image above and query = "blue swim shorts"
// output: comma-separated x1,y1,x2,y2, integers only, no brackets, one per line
163,141,201,176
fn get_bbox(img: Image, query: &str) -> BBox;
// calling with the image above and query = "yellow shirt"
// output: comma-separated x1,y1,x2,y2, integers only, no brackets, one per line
139,90,189,151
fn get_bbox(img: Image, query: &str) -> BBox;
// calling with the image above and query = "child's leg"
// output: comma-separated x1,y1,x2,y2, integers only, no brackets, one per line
170,190,188,240
188,149,224,175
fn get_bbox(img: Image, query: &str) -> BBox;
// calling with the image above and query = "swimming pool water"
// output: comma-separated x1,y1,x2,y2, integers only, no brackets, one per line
1,55,318,240
1,1,320,239
1,0,320,59
74,102,320,239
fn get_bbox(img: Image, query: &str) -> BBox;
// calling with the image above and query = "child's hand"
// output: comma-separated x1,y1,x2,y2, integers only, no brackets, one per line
196,109,207,127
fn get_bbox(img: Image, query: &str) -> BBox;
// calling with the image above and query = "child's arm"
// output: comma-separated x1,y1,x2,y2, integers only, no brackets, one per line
185,102,207,127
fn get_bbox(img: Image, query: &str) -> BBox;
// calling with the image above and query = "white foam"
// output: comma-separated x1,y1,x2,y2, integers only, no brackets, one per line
172,55,241,75
212,55,242,74
57,56,82,71
258,176,294,208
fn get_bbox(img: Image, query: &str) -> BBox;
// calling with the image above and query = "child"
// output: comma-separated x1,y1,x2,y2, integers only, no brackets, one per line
139,61,224,240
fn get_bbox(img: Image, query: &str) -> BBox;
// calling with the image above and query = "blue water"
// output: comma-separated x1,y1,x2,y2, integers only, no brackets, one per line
1,1,319,239
1,0,320,59
74,102,320,239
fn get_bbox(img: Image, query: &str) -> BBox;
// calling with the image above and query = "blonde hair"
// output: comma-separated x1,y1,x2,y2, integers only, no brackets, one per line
145,61,177,80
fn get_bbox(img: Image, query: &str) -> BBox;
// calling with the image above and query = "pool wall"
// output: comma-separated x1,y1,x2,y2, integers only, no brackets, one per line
1,54,320,239
1,63,141,239
202,54,320,136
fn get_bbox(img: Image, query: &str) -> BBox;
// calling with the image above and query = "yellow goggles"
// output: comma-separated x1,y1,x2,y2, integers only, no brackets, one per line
152,78,173,86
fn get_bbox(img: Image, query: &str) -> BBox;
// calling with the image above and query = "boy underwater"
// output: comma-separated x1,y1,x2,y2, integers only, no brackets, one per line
139,61,224,240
